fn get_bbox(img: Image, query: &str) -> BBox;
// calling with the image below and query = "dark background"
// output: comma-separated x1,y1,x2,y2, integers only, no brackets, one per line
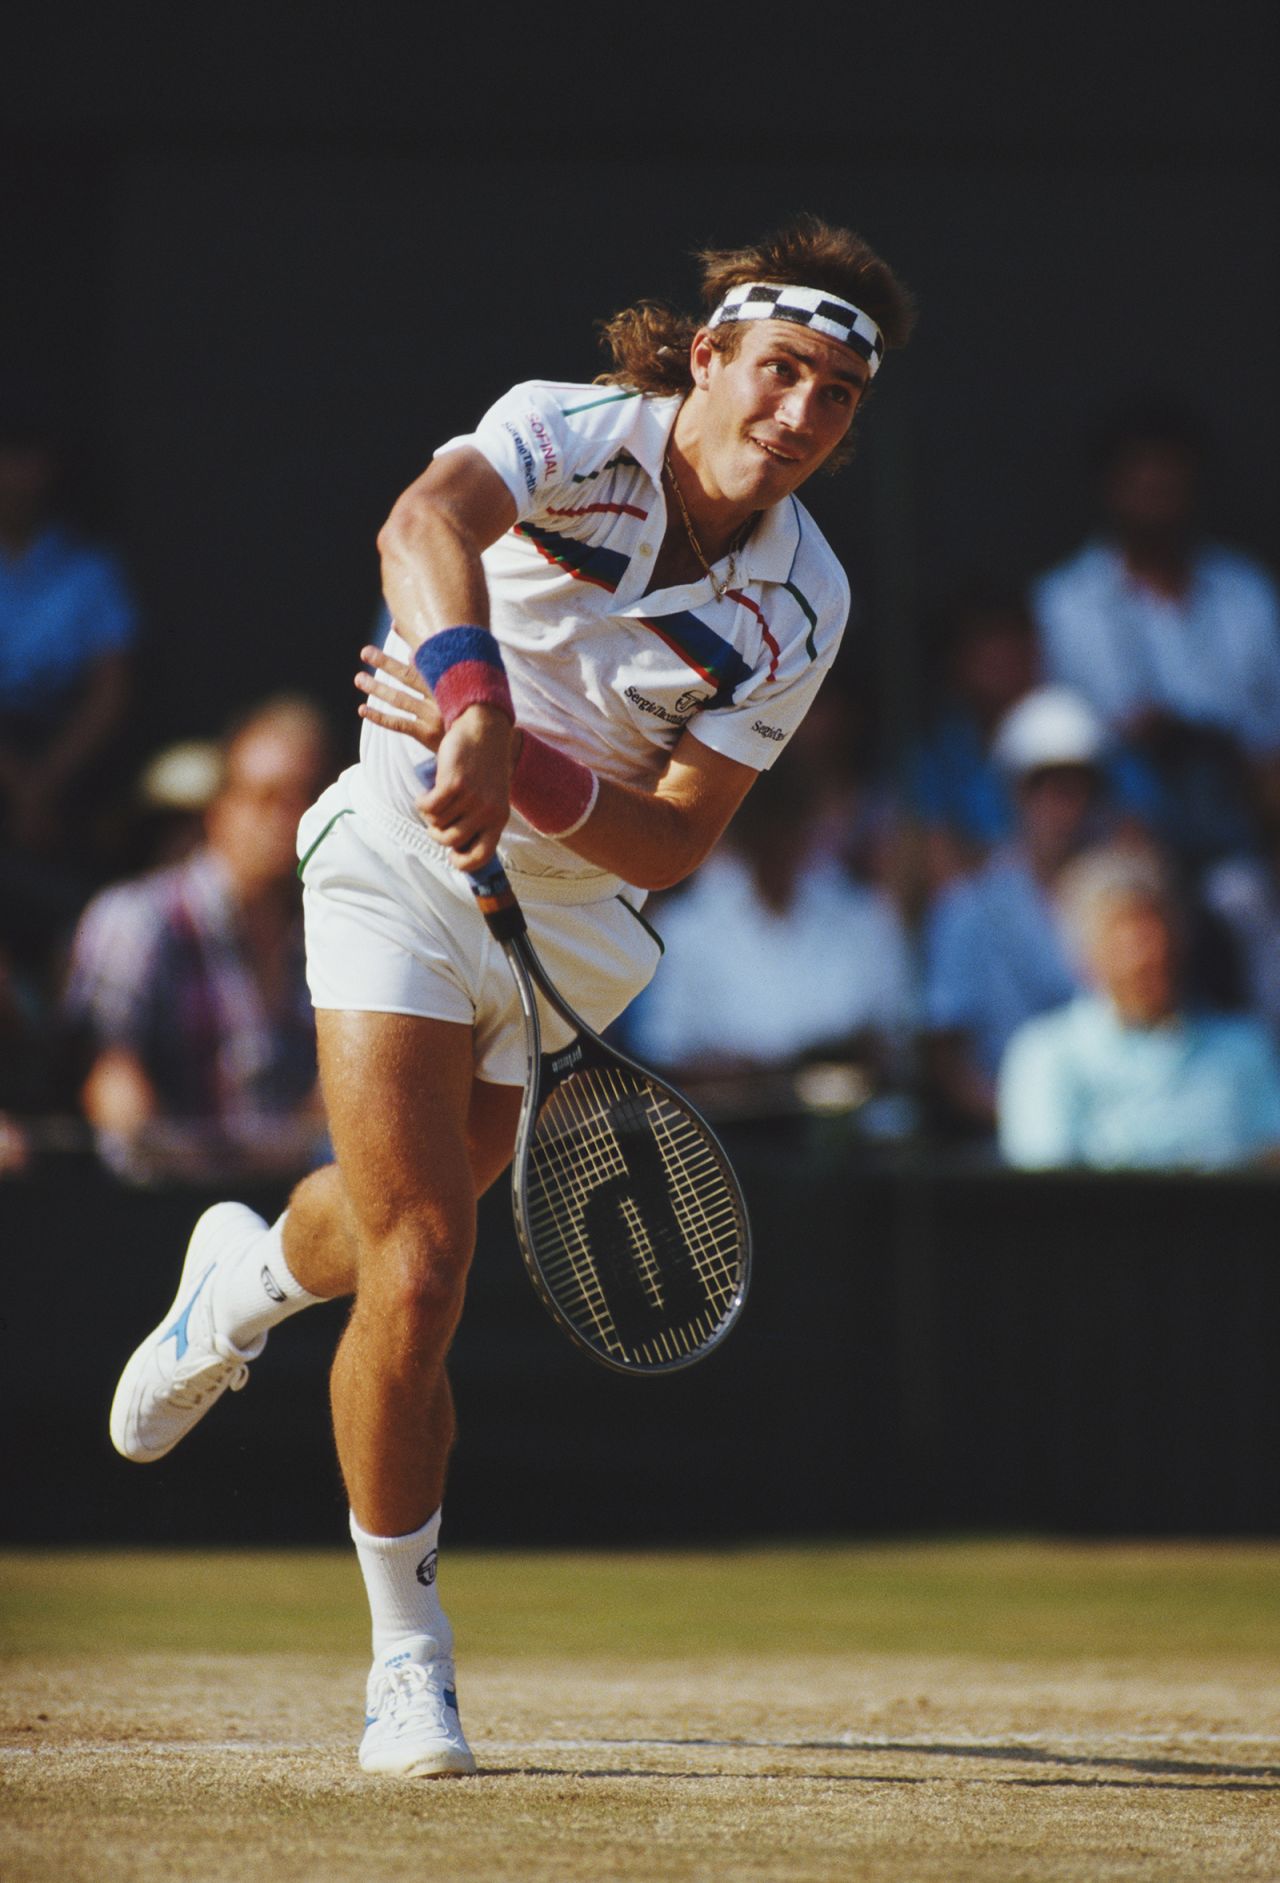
5,1150,1277,1545
4,4,1277,755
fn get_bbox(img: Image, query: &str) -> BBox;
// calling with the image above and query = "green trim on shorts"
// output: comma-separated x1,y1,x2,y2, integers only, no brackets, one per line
616,895,664,956
296,806,355,881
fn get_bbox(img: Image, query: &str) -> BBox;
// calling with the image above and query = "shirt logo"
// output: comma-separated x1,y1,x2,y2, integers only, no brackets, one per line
527,412,558,480
624,684,705,726
752,719,785,742
503,422,538,496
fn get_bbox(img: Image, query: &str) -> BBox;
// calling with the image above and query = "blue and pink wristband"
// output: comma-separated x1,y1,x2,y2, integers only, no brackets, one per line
413,626,515,729
413,626,598,840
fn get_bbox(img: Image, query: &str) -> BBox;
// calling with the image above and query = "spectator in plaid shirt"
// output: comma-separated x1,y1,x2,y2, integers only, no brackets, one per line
63,696,333,1184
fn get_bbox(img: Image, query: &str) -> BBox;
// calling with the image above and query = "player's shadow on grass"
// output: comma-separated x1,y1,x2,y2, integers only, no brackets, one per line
583,1736,1280,1788
498,1767,929,1786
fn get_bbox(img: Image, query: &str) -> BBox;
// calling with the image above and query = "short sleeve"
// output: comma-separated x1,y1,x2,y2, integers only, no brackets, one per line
434,382,585,521
686,560,850,773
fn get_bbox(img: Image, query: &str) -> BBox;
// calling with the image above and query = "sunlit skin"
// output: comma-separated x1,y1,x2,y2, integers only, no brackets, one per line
667,321,870,562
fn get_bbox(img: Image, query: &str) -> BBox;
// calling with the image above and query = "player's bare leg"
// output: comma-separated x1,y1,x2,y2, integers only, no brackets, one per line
316,1009,520,1530
276,1074,520,1308
315,1007,521,1777
109,1045,518,1471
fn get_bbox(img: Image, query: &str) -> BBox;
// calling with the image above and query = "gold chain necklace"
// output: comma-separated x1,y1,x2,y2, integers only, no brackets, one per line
664,450,752,603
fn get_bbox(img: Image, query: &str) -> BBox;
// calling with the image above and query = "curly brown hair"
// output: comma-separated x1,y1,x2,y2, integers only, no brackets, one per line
596,214,916,421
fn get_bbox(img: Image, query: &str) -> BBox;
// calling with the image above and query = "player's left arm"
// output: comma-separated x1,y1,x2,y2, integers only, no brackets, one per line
559,734,756,890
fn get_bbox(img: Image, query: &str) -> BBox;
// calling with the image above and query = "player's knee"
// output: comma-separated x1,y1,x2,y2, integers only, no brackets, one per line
356,1225,473,1336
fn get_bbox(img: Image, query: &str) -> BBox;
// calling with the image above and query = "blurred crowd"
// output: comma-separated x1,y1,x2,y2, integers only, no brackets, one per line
622,399,1280,1174
4,393,1280,1183
0,397,335,1184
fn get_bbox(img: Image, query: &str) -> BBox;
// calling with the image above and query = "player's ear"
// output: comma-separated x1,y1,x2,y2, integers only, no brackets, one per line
690,329,716,391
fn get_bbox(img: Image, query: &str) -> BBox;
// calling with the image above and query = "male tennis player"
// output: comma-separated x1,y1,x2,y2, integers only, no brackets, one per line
109,216,914,1778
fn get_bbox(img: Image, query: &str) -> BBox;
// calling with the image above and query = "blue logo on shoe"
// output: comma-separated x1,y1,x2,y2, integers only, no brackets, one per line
444,1688,458,1711
163,1265,215,1361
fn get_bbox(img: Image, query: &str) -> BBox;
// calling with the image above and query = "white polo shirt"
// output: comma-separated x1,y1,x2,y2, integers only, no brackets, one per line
358,379,850,896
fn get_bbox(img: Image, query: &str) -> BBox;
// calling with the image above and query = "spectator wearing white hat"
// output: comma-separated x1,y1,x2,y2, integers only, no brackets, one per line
920,685,1125,1135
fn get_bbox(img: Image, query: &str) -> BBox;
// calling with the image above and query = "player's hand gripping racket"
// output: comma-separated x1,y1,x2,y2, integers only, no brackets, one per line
417,756,751,1374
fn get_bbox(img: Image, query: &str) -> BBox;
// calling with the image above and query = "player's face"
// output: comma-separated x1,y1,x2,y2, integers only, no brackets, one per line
690,321,868,507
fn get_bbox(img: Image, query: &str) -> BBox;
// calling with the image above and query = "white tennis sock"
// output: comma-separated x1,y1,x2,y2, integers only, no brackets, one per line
350,1507,453,1660
213,1212,324,1348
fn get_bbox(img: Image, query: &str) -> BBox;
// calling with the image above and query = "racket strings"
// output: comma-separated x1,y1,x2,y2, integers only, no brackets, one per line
523,1062,747,1367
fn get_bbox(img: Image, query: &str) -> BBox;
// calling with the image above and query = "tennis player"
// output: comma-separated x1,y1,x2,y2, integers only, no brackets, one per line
109,216,914,1778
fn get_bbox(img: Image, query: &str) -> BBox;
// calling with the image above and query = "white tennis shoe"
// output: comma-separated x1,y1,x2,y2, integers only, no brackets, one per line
109,1202,268,1463
359,1639,477,1778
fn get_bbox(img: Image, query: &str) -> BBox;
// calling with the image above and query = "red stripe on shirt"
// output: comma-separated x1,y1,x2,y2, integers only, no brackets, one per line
544,500,649,521
726,590,781,682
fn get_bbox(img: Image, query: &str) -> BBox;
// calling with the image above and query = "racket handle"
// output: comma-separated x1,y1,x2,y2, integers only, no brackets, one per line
414,756,526,941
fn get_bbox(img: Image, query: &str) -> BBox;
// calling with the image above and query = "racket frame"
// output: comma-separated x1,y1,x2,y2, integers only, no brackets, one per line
498,924,752,1375
411,752,750,1373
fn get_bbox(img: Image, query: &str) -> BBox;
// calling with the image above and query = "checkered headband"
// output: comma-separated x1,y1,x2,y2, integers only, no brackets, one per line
707,282,885,376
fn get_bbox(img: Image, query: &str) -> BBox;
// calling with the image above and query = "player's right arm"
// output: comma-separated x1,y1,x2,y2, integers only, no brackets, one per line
376,448,519,868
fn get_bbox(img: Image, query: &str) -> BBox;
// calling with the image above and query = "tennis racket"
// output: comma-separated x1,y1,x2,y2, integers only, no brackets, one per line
417,757,751,1374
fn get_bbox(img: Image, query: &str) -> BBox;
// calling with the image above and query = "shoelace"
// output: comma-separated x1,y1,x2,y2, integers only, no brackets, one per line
370,1660,455,1726
168,1345,251,1410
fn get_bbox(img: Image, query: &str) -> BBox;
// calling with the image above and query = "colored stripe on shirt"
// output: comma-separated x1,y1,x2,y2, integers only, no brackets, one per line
782,579,820,662
546,500,649,522
637,610,755,709
570,451,634,485
514,522,631,594
726,590,781,683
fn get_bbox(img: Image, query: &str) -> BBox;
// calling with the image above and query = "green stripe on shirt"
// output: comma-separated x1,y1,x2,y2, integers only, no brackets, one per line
783,579,820,661
561,389,642,417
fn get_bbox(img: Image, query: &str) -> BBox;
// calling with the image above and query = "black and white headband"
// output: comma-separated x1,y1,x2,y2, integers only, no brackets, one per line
707,282,885,376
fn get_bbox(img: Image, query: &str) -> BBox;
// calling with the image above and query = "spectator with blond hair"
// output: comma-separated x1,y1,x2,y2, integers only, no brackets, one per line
998,846,1280,1170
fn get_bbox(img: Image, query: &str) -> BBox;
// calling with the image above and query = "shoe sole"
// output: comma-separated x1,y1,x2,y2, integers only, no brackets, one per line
359,1746,477,1778
108,1202,264,1464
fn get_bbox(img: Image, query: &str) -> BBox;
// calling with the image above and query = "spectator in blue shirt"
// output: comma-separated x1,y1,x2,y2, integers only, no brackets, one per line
1031,404,1280,867
920,686,1112,1135
998,846,1280,1170
0,399,140,966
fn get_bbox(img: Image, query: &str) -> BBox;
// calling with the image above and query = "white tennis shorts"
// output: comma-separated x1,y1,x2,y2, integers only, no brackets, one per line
296,769,662,1086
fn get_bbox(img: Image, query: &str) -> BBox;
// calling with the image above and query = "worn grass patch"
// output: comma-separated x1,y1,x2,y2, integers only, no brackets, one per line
2,1543,1278,1882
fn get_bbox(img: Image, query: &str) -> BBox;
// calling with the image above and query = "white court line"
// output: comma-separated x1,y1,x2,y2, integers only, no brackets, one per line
3,1731,1277,1761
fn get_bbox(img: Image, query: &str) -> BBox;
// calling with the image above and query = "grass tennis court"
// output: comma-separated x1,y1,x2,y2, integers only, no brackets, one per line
3,1540,1278,1881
